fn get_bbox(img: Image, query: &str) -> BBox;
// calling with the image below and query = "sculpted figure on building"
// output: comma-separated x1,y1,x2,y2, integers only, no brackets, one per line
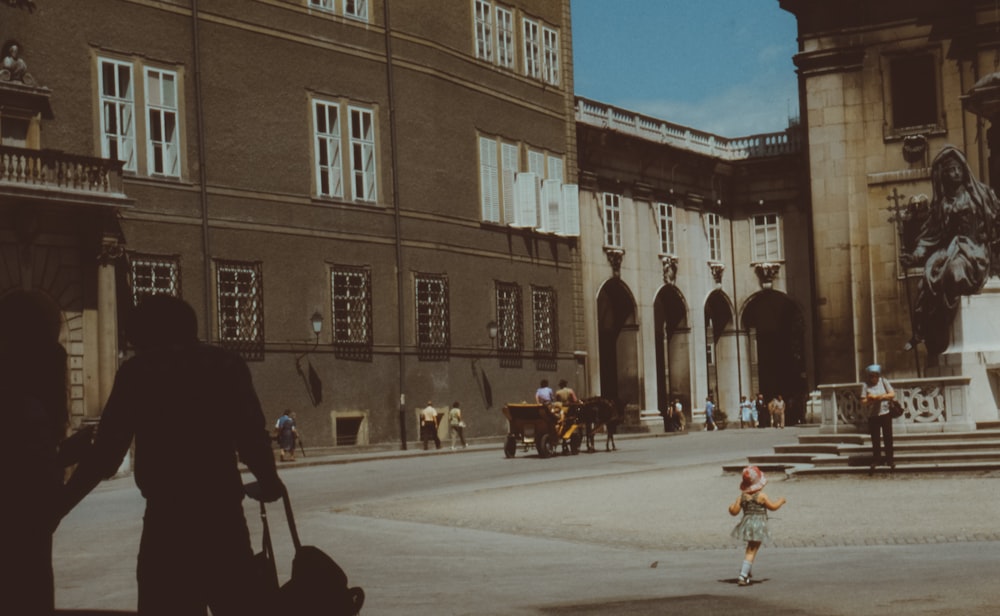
900,145,1000,355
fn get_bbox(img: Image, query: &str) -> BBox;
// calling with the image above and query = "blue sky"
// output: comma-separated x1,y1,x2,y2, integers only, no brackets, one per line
571,0,800,137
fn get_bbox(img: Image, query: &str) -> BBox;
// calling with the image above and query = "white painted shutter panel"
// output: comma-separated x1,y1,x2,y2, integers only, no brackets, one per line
501,143,518,225
479,137,499,222
513,172,538,228
561,184,580,236
541,179,562,233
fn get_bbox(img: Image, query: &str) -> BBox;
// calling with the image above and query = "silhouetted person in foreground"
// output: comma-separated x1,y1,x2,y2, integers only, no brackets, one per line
0,290,67,615
57,296,283,616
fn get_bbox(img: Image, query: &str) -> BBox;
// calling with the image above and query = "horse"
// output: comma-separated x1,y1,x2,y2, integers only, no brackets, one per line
576,397,623,452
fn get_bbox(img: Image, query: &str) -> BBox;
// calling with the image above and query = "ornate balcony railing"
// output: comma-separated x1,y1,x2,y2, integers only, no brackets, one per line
575,96,802,161
818,376,974,434
0,145,129,201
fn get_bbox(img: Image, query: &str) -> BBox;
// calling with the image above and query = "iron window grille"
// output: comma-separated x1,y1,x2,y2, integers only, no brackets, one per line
127,253,180,305
415,274,449,360
495,281,523,367
216,260,264,361
532,286,558,369
331,265,373,361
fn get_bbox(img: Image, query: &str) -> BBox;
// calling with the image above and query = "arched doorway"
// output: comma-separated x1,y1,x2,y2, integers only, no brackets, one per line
597,278,639,406
704,290,735,409
653,285,689,414
742,290,808,425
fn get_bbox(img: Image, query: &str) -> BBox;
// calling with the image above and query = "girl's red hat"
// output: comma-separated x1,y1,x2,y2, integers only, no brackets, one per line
740,465,767,493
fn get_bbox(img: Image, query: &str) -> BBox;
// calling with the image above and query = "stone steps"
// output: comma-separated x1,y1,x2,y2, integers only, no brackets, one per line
725,426,1000,476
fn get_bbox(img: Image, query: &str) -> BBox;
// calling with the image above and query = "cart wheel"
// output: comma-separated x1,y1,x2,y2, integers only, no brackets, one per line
536,433,554,458
570,431,582,455
504,435,517,458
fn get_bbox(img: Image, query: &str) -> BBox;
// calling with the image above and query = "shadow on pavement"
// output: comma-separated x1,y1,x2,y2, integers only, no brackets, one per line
539,594,834,616
56,611,137,615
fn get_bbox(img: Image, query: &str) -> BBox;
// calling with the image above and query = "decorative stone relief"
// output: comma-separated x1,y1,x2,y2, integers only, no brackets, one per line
708,262,725,286
753,262,781,289
604,247,624,277
0,40,36,85
659,254,678,284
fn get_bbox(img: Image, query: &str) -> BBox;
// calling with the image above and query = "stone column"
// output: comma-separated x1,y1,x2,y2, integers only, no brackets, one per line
96,235,123,409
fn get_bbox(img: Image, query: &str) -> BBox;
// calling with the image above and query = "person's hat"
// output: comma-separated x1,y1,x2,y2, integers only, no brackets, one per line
866,364,881,374
740,465,767,493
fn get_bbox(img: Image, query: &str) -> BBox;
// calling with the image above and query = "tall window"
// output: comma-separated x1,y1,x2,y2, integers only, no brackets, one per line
522,18,540,79
889,53,938,131
752,214,783,261
474,0,493,62
496,7,515,69
542,26,559,85
658,203,675,255
603,193,622,248
145,68,179,177
313,99,377,203
332,266,372,356
99,58,136,172
216,260,264,361
531,286,557,357
415,274,449,359
344,0,367,21
349,106,377,202
128,253,180,305
479,136,500,222
495,281,523,355
314,101,343,198
706,213,723,262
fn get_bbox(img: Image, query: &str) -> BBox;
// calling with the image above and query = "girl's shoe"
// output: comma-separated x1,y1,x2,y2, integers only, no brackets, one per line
737,575,749,586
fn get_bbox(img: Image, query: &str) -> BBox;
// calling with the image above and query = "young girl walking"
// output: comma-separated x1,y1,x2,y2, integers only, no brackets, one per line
728,465,786,586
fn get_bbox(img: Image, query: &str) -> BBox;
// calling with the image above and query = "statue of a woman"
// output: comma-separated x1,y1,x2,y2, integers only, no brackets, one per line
901,146,1000,355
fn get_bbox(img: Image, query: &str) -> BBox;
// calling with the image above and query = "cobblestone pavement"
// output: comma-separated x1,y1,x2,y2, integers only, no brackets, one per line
346,461,1000,551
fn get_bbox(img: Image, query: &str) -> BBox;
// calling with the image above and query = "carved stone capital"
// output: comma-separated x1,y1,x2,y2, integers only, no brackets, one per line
659,254,678,284
708,262,725,286
98,236,125,266
604,247,625,277
753,262,782,289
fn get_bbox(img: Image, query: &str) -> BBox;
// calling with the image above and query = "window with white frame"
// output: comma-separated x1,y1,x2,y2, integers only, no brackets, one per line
415,274,449,358
349,106,377,202
474,0,493,62
603,193,622,248
309,0,334,11
752,213,783,261
99,58,136,172
216,260,264,361
313,99,377,203
496,6,515,69
128,253,180,305
495,281,523,354
145,68,179,177
527,149,545,179
531,286,557,357
658,203,675,255
314,100,343,198
331,265,372,348
542,26,559,85
546,155,563,183
706,212,723,262
344,0,367,21
522,18,540,79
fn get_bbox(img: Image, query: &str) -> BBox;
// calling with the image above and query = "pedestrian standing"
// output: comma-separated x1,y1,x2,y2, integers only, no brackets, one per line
861,364,895,473
420,401,441,450
448,401,467,450
728,465,786,587
739,395,753,429
755,393,769,428
769,394,786,429
705,395,717,431
276,410,298,462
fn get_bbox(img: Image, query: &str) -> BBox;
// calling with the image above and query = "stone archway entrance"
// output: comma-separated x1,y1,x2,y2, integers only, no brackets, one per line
653,285,689,413
742,290,808,424
704,290,735,411
596,278,639,407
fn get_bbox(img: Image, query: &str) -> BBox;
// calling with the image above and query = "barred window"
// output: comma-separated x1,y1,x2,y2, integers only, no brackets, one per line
128,253,180,305
331,265,372,353
216,260,263,361
532,286,557,357
495,281,523,354
415,274,449,359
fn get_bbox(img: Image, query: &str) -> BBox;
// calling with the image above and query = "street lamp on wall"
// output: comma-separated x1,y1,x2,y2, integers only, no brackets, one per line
486,320,498,348
310,310,323,341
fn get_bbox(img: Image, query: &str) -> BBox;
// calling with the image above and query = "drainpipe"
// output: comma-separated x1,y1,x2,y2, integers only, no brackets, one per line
728,204,743,399
383,0,407,449
191,0,213,341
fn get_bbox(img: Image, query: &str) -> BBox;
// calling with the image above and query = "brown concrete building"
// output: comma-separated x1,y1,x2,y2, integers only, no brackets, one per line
0,0,580,447
575,98,812,425
781,1,1000,386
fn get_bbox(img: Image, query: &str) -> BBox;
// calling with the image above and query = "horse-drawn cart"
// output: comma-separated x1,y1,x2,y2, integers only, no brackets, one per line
502,403,584,458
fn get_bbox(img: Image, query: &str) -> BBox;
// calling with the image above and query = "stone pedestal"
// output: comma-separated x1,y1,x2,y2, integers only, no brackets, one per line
932,281,1000,426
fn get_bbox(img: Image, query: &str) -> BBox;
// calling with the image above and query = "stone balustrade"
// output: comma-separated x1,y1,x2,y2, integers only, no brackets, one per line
818,376,973,434
0,145,127,196
576,96,801,160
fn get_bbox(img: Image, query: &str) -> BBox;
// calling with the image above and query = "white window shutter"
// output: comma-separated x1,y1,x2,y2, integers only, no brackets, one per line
560,184,580,236
501,143,518,225
541,179,562,234
479,137,499,222
513,172,538,228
